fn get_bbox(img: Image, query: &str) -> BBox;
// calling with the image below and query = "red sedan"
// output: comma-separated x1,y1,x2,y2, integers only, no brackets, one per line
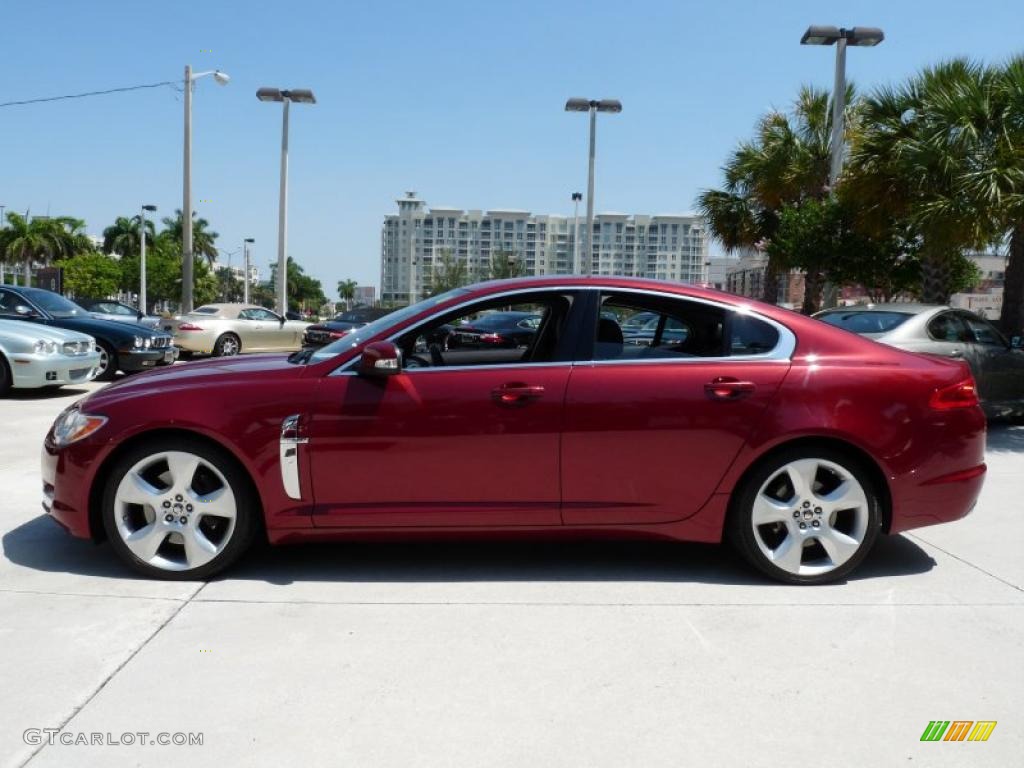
41,277,986,584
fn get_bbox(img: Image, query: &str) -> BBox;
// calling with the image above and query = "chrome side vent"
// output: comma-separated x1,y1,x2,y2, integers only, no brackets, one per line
279,414,309,500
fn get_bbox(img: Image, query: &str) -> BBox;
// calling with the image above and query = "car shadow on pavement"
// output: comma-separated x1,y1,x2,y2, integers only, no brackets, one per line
986,424,1024,454
3,513,935,586
4,386,92,400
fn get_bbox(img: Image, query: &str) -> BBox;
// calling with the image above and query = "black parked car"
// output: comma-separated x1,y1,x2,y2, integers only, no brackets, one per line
0,286,175,381
303,307,394,347
446,311,542,349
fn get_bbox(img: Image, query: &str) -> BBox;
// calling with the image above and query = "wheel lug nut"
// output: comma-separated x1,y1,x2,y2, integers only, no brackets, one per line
162,500,171,508
792,511,801,519
175,494,183,502
799,522,807,530
179,516,188,525
164,514,174,523
186,504,193,512
802,501,810,508
814,507,822,515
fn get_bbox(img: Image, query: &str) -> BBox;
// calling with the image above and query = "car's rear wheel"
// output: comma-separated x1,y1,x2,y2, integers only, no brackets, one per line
213,333,240,357
95,342,118,381
101,437,257,579
728,447,881,584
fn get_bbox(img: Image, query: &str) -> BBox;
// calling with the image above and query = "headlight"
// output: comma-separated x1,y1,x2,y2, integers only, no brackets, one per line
51,406,108,447
133,336,144,349
33,340,58,355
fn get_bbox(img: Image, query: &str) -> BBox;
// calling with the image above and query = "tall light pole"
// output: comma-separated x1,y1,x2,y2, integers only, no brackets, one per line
800,25,884,186
565,98,621,276
139,204,157,314
571,192,582,274
256,87,316,316
0,204,5,285
182,65,230,314
243,237,254,304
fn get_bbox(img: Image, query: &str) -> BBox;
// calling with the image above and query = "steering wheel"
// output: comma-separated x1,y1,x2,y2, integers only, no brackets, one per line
405,354,432,368
428,343,445,367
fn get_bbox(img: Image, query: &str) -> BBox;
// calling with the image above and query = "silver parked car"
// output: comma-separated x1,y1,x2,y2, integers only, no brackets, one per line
75,298,163,330
0,319,101,395
166,303,310,356
816,304,1024,419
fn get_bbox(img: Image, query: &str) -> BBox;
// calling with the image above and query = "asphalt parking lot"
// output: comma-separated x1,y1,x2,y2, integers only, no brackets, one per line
1,381,1021,767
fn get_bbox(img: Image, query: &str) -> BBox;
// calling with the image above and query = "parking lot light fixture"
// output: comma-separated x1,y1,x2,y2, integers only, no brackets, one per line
257,87,317,316
139,204,157,315
565,98,622,276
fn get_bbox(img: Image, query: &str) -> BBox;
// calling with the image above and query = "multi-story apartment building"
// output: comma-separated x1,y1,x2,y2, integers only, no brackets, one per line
380,192,708,303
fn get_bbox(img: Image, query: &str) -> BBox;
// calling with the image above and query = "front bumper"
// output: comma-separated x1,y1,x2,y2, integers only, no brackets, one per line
10,352,101,388
118,348,174,372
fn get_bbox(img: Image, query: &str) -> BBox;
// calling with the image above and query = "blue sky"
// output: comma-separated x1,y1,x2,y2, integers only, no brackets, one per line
2,0,1022,296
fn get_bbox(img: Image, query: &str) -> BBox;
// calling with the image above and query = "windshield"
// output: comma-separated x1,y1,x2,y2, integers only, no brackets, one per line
308,288,471,364
25,289,88,318
818,310,913,335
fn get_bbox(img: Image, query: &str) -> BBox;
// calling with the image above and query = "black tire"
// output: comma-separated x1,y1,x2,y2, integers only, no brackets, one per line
727,445,882,585
95,341,118,381
101,435,258,580
0,353,11,396
213,333,241,357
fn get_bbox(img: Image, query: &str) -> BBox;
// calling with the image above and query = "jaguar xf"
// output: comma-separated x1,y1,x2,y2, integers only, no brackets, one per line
42,277,986,584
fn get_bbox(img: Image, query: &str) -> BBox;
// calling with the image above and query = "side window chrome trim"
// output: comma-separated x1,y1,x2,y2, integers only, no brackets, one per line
330,285,796,374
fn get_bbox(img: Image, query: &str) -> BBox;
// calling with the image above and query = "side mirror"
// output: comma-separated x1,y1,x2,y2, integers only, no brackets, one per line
137,310,144,320
1012,336,1022,350
279,317,286,326
15,305,38,318
358,341,402,377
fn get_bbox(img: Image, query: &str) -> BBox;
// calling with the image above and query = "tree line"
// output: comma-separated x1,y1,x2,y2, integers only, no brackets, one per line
0,210,329,313
698,55,1024,334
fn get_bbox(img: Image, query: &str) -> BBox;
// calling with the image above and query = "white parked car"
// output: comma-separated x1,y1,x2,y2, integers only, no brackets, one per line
0,319,101,395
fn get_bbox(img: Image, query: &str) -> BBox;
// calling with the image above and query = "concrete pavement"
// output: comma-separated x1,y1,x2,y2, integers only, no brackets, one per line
1,382,1021,767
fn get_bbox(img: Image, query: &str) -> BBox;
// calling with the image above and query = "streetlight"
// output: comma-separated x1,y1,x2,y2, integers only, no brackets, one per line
0,204,6,285
800,25,884,186
256,87,316,316
182,65,230,314
565,98,622,276
571,192,582,274
243,238,255,304
139,204,157,315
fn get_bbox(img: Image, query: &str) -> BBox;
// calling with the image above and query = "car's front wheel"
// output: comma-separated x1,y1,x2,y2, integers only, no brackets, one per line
728,447,882,584
95,342,118,381
101,437,257,579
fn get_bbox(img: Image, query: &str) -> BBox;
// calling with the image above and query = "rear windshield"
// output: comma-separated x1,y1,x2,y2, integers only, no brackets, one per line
818,311,912,335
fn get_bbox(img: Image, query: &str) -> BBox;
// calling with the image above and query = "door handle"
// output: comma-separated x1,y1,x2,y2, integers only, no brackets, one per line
704,377,756,401
948,348,964,358
491,383,545,405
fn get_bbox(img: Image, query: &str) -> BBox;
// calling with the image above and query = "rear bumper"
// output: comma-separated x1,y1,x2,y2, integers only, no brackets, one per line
889,463,986,533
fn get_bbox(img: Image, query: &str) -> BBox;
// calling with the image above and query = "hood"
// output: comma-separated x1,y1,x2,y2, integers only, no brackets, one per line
0,319,94,344
81,353,305,408
50,316,167,340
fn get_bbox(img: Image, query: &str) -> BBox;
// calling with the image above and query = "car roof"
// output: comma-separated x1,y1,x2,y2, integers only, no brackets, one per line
817,303,950,314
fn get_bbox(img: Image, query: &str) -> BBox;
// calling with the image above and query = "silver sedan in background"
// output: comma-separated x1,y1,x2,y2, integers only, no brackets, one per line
166,303,310,357
816,303,1024,419
0,319,100,395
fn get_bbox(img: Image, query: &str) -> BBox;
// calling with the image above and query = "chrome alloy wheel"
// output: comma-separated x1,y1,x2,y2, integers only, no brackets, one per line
96,347,110,376
113,451,237,572
217,335,240,356
750,458,870,577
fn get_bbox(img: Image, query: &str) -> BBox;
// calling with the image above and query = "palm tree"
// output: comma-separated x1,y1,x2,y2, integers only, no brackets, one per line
103,215,155,257
847,60,995,304
337,278,358,308
697,85,848,310
159,209,219,264
0,212,73,285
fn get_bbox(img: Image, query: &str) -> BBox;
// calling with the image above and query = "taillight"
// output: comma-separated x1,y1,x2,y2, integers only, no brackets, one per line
329,330,349,339
929,378,979,411
479,333,504,343
177,323,204,331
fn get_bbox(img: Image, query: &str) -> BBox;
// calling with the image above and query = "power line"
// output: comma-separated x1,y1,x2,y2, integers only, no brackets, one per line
0,81,180,109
